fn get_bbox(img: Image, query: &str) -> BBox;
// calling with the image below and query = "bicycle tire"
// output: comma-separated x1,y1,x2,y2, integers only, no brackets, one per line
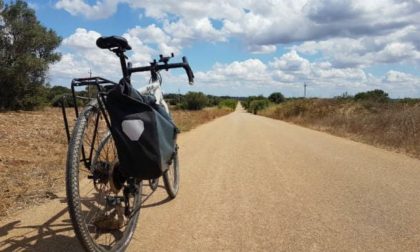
66,100,142,252
162,145,179,199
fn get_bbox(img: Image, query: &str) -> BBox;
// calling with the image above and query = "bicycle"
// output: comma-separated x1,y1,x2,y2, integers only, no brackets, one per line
62,36,194,252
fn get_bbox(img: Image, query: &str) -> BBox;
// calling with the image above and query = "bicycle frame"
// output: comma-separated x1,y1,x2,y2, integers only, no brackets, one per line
61,48,193,170
61,77,172,170
137,82,169,113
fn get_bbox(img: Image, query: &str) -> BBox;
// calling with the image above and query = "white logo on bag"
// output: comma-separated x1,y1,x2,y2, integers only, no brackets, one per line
122,120,144,141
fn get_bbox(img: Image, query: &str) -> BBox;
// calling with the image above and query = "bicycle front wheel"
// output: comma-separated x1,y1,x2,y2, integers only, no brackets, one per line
162,145,179,199
66,100,142,252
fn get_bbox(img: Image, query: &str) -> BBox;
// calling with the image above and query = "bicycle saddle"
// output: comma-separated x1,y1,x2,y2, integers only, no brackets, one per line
96,36,132,50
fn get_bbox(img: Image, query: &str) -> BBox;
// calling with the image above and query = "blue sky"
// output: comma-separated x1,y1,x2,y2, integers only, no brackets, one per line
10,0,420,97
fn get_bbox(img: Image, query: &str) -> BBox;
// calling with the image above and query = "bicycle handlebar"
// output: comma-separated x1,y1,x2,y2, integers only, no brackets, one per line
95,36,194,85
182,57,195,85
128,57,195,85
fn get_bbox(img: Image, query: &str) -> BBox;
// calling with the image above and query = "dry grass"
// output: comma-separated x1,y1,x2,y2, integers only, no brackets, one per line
172,107,232,132
0,108,71,219
0,106,231,220
260,99,420,158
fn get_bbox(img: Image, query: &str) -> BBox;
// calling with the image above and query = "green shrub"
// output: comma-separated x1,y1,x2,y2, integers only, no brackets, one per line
249,99,270,114
242,95,265,111
182,92,208,110
268,92,285,104
354,89,389,103
207,95,222,107
218,99,237,110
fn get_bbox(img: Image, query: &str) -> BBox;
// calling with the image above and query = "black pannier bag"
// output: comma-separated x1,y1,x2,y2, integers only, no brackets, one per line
104,79,177,179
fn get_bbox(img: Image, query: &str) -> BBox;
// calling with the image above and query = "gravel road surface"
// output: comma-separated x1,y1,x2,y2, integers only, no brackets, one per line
1,105,420,251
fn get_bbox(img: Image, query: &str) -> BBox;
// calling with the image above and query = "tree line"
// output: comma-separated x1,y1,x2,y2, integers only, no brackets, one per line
241,89,420,114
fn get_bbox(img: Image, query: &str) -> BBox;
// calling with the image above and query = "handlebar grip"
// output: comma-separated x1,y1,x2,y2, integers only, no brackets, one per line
182,56,195,85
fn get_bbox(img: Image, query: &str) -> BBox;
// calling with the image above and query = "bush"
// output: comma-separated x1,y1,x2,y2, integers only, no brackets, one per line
249,99,270,114
164,93,183,106
354,89,389,103
242,95,265,111
268,92,285,104
218,99,237,110
182,92,208,110
207,95,222,107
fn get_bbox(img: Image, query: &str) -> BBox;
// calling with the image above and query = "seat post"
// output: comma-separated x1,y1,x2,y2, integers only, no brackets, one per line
116,50,129,80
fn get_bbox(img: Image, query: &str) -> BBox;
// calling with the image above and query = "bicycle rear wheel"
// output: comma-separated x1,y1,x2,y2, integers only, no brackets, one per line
66,100,142,252
162,145,179,199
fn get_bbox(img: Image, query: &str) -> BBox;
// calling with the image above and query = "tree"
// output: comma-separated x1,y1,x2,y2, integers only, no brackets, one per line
182,92,208,110
354,89,389,103
268,92,285,103
0,1,61,110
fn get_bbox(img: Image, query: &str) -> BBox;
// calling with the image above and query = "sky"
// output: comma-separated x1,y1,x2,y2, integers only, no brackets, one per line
9,0,420,97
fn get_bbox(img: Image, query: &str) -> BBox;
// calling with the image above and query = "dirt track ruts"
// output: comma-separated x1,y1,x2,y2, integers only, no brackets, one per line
2,105,420,251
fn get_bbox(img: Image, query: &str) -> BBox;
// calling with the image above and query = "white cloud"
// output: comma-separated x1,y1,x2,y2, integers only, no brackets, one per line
294,25,420,68
55,0,120,20
163,17,226,43
54,0,420,59
269,51,311,74
194,50,420,97
248,45,277,54
50,28,420,97
382,70,420,97
50,1,420,97
49,53,90,79
385,70,418,83
49,28,130,84
62,28,101,49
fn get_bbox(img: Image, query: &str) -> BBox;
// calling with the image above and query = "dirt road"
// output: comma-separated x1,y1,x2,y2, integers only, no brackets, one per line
2,105,420,251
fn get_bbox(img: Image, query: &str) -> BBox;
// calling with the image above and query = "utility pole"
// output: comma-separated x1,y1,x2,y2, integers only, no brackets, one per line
88,68,92,78
304,82,307,98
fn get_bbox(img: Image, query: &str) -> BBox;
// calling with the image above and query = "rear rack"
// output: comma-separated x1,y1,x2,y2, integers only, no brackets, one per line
60,77,117,169
60,77,117,143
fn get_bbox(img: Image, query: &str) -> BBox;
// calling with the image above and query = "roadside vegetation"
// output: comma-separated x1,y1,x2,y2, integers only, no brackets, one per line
164,92,238,111
241,92,285,114
254,90,420,158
